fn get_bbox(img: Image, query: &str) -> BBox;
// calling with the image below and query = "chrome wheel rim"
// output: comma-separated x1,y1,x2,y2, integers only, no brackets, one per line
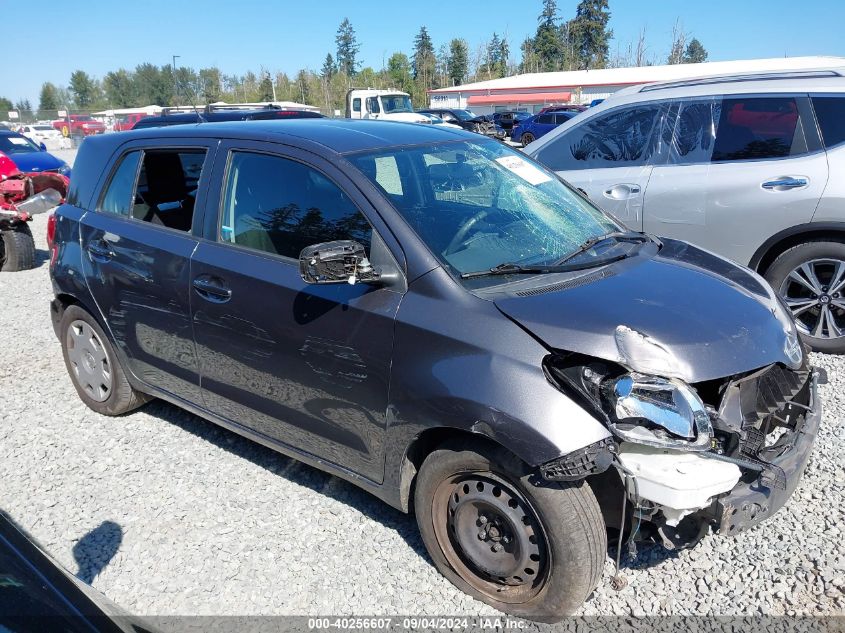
66,320,112,402
779,258,845,340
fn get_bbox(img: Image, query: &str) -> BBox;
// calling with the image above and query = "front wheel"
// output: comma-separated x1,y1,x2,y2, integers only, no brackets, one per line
414,439,606,621
521,132,535,146
0,224,35,272
765,241,845,354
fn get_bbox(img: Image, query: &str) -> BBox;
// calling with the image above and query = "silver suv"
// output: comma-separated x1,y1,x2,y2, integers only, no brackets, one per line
526,69,845,353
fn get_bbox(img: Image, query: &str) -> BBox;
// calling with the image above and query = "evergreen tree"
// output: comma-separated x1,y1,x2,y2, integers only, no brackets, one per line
295,69,312,104
69,70,97,108
683,38,708,63
570,0,613,69
412,26,436,88
258,74,274,101
446,39,469,86
321,53,336,79
103,69,136,108
534,1,563,71
0,97,12,112
335,18,361,76
198,67,222,103
38,82,61,111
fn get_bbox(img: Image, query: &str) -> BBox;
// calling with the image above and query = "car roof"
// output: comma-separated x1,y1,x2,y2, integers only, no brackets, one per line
81,118,476,156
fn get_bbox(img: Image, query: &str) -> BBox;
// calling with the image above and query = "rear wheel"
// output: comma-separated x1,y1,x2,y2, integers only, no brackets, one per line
59,305,151,415
521,132,535,146
765,241,845,354
0,224,35,272
414,439,606,622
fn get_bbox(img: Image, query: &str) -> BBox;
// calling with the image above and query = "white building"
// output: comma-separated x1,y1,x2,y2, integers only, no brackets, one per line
428,56,845,115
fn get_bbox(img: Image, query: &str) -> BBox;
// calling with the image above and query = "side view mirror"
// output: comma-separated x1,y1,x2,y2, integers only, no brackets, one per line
299,240,381,285
40,142,47,151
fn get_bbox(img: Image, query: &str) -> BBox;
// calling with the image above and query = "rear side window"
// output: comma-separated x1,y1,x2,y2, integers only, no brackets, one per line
98,151,141,216
812,96,845,148
536,103,666,171
352,98,361,113
671,96,810,163
536,114,554,124
130,150,206,232
219,151,372,259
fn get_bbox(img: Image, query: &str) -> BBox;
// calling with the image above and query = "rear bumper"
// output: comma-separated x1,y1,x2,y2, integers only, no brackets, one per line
715,369,821,535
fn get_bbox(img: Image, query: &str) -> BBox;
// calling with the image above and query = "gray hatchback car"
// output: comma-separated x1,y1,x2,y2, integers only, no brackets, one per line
526,69,845,353
50,120,821,619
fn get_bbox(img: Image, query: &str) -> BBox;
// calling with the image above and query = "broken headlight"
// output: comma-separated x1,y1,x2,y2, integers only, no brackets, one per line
605,373,712,451
544,355,712,452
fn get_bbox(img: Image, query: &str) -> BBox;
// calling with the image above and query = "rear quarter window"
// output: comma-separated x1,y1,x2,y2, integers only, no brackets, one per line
812,96,845,148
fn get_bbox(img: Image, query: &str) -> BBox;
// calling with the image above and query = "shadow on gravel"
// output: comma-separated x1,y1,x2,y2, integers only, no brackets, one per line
73,520,123,584
141,400,430,561
33,248,50,269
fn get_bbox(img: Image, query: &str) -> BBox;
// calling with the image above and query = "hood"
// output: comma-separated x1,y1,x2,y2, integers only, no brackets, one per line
8,151,65,173
380,112,431,123
493,240,799,383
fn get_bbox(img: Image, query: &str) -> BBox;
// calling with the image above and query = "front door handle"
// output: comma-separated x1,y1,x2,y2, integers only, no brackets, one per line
192,276,232,303
603,183,642,200
761,176,809,191
86,238,113,262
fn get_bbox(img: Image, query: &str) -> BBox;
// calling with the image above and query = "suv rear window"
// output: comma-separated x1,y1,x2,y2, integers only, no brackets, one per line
811,96,845,148
535,103,667,171
671,96,810,163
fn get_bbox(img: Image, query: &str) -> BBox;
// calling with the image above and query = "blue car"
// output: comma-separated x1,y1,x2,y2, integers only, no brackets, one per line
0,130,71,176
512,110,578,146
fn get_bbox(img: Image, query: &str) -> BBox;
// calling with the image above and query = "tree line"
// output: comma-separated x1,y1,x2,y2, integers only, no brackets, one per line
2,0,708,117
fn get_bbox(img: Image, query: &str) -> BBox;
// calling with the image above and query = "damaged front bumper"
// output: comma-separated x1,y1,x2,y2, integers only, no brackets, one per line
613,366,822,547
714,369,821,534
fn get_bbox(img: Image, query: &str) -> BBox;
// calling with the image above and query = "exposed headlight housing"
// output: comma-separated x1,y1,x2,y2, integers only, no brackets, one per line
57,163,71,175
544,355,713,452
606,373,712,451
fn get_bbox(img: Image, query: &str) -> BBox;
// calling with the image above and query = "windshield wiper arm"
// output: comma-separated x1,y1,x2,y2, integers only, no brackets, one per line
555,231,649,266
460,255,629,279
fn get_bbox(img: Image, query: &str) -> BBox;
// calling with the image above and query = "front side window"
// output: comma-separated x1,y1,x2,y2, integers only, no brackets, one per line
670,96,809,163
98,151,141,216
350,140,618,279
130,150,206,231
220,152,372,259
366,97,381,114
811,95,845,148
535,103,667,171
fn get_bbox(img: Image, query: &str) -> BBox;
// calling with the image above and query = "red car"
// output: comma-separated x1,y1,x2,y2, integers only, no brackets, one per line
52,114,106,138
113,113,149,132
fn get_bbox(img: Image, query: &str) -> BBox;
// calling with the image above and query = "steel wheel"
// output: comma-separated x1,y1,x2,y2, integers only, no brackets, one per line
66,319,112,402
432,472,549,603
780,258,845,341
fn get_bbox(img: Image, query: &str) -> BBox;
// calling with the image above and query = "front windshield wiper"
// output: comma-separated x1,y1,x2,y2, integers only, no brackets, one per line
555,230,650,266
460,256,628,279
460,231,651,280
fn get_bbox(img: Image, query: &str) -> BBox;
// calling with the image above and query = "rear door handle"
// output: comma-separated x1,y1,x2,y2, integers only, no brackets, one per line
192,276,232,303
603,183,642,200
761,176,809,191
86,238,113,262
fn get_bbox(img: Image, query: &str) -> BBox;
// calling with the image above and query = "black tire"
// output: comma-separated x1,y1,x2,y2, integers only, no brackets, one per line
521,133,535,147
414,439,606,622
764,240,845,354
59,304,151,415
0,224,35,272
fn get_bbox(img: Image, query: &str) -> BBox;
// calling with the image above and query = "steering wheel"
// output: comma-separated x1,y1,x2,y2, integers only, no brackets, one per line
444,209,489,256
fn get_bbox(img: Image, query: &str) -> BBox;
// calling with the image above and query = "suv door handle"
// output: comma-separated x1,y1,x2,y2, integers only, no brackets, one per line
86,238,113,262
192,276,232,303
603,184,642,200
761,177,809,191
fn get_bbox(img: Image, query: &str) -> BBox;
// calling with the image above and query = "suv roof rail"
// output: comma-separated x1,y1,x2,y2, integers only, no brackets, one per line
639,69,844,93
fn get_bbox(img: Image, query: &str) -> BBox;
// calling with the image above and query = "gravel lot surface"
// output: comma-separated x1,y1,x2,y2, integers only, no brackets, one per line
0,150,842,620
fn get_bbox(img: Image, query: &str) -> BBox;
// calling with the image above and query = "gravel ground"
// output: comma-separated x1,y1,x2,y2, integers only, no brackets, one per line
0,162,842,619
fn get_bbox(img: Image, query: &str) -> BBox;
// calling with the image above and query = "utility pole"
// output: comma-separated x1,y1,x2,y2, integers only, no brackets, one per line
172,54,180,106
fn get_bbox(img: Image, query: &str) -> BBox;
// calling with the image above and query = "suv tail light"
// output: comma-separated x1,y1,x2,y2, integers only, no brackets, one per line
47,211,58,267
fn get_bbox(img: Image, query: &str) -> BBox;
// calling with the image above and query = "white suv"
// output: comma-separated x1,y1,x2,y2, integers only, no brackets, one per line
526,69,845,353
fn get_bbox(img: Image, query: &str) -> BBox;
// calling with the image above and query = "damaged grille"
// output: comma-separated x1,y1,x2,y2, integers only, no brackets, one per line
715,359,812,489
